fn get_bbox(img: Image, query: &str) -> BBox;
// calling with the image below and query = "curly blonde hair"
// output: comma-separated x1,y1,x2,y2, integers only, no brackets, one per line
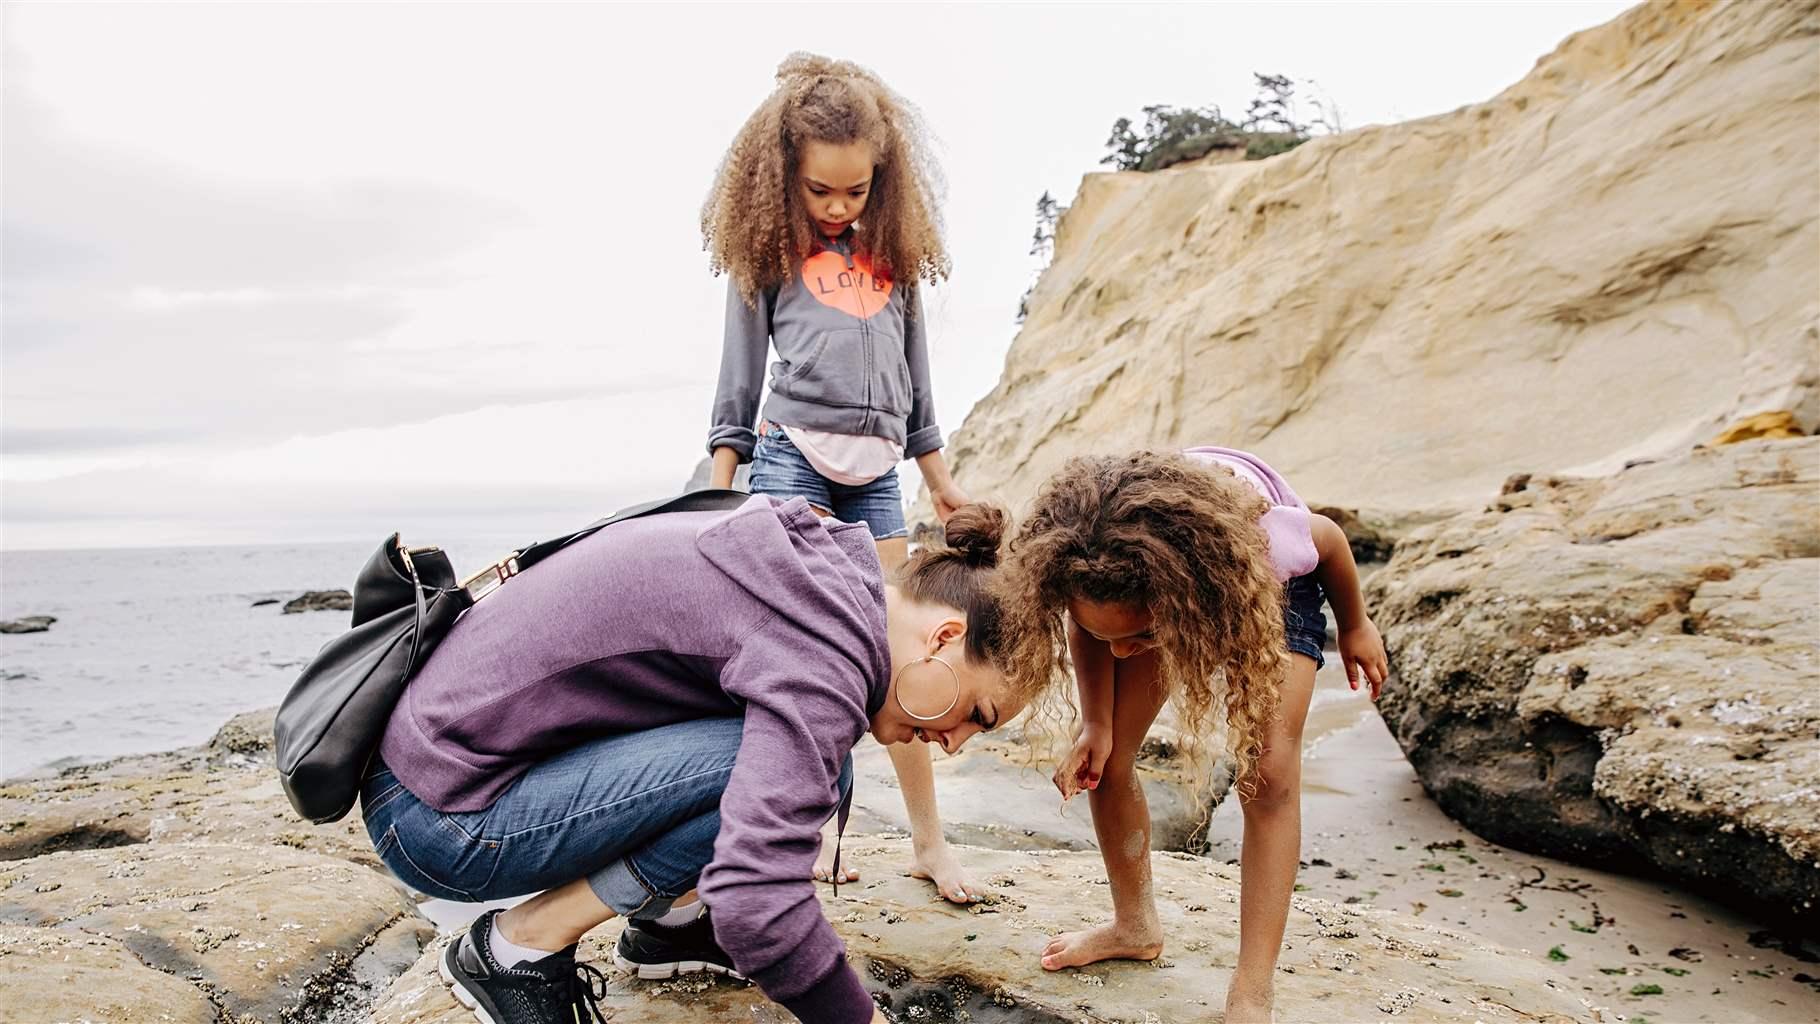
999,451,1289,795
702,53,950,301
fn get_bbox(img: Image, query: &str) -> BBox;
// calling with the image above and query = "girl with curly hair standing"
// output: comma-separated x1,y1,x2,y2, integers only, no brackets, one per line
703,54,980,905
1002,448,1389,1023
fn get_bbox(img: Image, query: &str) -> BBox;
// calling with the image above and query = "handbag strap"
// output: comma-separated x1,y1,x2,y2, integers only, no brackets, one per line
398,544,431,673
519,489,752,570
457,489,752,601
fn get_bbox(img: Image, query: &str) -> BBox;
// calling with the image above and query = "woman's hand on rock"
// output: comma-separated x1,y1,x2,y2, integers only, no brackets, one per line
909,841,984,904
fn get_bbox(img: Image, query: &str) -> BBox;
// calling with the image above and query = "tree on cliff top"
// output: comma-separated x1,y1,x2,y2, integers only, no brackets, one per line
1018,191,1067,324
1102,72,1342,172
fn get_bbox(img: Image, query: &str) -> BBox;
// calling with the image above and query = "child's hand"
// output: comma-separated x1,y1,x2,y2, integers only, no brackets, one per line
931,483,973,523
1339,618,1389,700
1053,723,1113,800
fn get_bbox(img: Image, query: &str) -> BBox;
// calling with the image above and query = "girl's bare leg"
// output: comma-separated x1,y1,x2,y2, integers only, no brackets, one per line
812,535,978,902
1041,649,1169,969
1224,653,1318,1024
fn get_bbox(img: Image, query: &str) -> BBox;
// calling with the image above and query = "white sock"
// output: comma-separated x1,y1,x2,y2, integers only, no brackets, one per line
488,917,558,968
653,900,705,928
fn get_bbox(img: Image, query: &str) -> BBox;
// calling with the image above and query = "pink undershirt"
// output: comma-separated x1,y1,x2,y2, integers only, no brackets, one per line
780,425,904,486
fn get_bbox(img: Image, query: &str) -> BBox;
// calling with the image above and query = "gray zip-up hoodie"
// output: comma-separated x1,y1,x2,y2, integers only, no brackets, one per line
708,231,943,462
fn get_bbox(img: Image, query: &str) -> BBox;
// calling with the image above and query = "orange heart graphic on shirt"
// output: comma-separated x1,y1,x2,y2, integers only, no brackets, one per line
801,250,893,319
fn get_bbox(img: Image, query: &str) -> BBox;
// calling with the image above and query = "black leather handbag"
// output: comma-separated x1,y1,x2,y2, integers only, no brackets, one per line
274,489,751,823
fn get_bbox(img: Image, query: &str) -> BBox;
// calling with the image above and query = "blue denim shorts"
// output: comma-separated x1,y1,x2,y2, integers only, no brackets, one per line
361,717,853,920
748,423,907,541
1283,574,1328,667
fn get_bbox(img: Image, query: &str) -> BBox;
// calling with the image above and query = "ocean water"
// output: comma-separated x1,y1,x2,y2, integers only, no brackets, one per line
0,537,524,778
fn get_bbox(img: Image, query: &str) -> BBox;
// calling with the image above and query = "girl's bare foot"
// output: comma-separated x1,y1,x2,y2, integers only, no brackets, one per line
811,820,860,885
908,842,981,904
1039,919,1163,970
1224,977,1276,1024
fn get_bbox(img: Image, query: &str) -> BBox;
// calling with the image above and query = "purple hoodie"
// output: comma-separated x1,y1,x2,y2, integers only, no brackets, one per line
378,495,888,1022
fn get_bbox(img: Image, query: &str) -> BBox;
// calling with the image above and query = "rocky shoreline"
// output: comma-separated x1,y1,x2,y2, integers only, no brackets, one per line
2,708,1607,1022
0,711,423,1023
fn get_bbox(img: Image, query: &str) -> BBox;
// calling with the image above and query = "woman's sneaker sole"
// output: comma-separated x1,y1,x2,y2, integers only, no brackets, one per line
611,951,745,981
439,941,503,1024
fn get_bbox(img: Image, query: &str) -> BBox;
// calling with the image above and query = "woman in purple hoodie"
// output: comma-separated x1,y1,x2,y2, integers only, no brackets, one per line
362,495,1025,1024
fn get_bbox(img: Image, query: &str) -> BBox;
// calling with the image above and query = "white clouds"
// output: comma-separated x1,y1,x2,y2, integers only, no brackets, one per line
1,0,1635,549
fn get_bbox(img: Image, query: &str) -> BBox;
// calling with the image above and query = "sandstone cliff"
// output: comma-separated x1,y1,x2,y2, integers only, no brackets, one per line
929,0,1817,522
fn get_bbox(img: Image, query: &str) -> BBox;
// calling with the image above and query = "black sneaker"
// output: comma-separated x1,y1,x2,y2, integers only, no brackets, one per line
440,909,609,1024
613,910,745,980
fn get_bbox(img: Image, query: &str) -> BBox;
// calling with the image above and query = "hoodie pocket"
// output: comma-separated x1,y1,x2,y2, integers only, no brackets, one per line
772,329,867,408
867,329,912,419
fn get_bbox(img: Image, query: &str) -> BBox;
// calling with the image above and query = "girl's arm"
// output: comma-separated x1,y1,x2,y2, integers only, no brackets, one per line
900,288,971,519
1054,616,1116,799
1309,513,1388,698
709,446,743,491
707,282,774,484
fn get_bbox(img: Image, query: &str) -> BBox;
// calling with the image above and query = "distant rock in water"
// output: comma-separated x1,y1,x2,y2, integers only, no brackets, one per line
0,616,55,634
249,598,279,607
281,590,352,614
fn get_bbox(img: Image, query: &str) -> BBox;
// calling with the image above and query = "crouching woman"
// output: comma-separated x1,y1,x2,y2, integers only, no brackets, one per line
360,495,1026,1024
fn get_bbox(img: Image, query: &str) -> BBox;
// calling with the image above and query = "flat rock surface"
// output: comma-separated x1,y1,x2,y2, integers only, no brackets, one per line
0,842,429,1023
0,708,376,868
368,839,1594,1023
0,923,218,1023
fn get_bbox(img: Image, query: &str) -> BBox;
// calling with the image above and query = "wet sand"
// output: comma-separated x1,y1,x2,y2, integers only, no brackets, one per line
1198,661,1820,1023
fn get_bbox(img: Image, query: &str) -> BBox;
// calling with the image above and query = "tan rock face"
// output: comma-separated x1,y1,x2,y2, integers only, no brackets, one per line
368,839,1595,1024
0,711,433,1023
922,0,1817,525
0,924,217,1024
0,708,375,867
0,842,430,1023
1370,438,1820,923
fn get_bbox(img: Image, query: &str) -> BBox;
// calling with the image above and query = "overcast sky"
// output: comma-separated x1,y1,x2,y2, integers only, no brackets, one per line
1,1,1633,550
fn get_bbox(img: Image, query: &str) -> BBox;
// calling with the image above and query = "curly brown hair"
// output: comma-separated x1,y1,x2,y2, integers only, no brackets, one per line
999,451,1289,794
702,52,950,301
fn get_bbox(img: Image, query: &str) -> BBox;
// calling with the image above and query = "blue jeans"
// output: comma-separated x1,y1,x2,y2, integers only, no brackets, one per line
362,718,853,920
1283,574,1329,667
749,423,908,540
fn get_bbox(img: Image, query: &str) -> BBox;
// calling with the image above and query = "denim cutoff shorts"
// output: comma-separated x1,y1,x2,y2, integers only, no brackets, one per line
1283,574,1329,667
748,422,907,540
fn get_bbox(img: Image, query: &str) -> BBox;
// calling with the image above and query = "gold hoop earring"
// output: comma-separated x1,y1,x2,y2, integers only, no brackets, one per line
894,654,960,722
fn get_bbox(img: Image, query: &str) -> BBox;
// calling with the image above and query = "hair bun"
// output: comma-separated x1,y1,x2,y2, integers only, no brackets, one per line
942,503,1006,568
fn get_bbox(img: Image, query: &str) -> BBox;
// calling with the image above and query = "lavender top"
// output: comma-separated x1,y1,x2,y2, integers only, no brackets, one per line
1183,446,1320,581
378,495,888,1022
